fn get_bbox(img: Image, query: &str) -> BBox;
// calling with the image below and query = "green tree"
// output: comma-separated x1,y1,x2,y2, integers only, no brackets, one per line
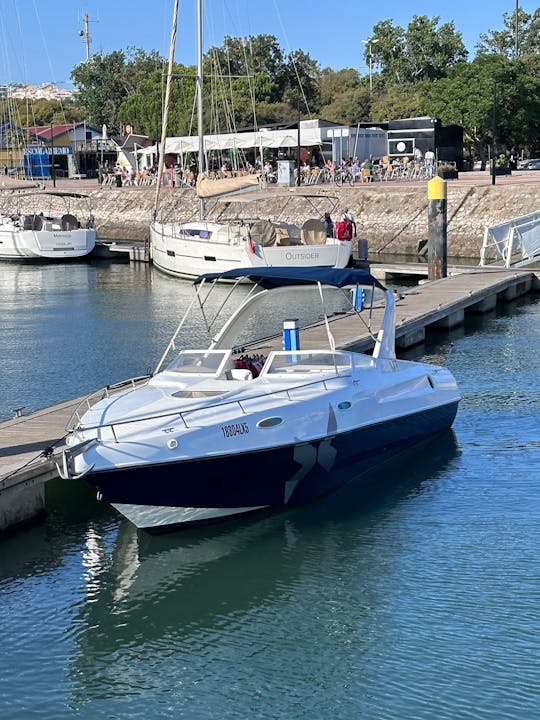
252,100,295,126
123,48,165,90
71,48,165,134
7,99,84,127
477,7,540,58
318,85,373,125
369,15,468,86
119,64,197,137
370,83,427,124
318,68,361,109
281,50,321,113
206,71,279,131
206,34,285,102
416,53,540,161
71,51,130,133
317,68,373,124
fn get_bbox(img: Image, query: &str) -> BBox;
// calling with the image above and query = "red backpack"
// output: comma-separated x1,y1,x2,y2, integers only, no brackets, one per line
335,220,352,240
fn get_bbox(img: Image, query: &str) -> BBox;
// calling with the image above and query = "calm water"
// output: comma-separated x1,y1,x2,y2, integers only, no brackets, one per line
1,261,540,719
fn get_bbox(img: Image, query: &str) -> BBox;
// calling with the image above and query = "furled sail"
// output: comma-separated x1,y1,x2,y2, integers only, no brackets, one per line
196,173,260,199
0,177,39,190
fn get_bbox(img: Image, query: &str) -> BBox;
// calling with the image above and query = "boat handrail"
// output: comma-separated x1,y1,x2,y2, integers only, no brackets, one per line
65,375,152,431
70,372,351,438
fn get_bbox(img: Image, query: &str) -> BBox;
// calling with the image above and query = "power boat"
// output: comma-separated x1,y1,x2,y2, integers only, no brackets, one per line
0,190,96,260
148,0,351,279
58,266,461,533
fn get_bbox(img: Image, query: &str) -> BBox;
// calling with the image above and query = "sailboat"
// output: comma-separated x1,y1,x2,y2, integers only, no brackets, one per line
148,0,352,281
0,187,96,261
0,13,96,262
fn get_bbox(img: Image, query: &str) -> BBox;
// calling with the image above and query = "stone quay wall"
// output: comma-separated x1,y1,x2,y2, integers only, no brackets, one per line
86,172,540,261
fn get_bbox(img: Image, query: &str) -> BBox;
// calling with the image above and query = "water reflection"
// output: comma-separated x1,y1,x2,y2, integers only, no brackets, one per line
0,478,115,582
68,430,459,699
0,262,249,419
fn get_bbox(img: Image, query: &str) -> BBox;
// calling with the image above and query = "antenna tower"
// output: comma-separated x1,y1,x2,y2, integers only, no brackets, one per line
79,12,92,61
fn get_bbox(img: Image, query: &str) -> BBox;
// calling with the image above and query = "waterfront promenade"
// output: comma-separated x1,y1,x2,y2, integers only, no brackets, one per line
37,169,540,259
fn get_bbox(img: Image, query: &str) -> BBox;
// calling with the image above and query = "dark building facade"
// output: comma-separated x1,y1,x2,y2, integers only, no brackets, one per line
387,116,464,170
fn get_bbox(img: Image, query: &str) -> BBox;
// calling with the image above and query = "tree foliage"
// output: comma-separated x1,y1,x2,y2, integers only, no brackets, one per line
119,64,197,138
3,99,84,127
206,34,285,99
66,10,540,156
368,15,468,85
477,7,540,58
71,49,166,134
281,50,321,112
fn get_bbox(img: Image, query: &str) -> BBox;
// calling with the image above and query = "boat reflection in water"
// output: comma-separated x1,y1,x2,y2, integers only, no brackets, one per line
69,429,459,698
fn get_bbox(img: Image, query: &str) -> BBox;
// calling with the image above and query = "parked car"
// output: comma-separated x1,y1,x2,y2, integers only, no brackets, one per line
517,158,540,170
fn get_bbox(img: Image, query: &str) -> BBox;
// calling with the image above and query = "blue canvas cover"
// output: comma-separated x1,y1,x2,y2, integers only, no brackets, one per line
194,266,386,291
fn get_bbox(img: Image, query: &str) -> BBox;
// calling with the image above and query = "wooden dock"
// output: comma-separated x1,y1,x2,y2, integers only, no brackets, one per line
1,267,538,533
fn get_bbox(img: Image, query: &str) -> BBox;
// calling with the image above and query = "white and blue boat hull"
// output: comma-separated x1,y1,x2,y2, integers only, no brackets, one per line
59,266,461,533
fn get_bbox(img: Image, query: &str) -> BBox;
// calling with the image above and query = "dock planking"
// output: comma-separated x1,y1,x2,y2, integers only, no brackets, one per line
0,268,538,503
0,398,82,482
249,268,537,354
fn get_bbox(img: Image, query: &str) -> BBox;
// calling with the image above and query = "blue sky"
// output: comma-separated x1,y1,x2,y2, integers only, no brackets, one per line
0,0,530,87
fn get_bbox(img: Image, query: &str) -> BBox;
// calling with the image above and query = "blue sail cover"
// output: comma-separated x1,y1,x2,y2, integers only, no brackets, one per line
194,266,386,291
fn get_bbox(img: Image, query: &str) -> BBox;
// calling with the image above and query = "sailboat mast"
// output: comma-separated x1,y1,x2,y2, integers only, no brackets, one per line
153,0,180,219
197,0,205,221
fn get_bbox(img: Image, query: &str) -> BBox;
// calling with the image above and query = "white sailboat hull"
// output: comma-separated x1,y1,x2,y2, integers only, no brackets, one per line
0,226,96,259
150,221,352,280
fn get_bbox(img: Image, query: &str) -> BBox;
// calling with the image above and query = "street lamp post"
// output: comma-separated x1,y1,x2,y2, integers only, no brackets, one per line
514,0,519,57
362,38,378,93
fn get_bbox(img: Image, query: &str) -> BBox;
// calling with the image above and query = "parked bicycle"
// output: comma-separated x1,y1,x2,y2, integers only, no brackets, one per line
334,167,354,186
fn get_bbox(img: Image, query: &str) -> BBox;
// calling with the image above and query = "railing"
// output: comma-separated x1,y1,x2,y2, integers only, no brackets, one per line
68,372,350,441
480,211,540,267
65,375,152,431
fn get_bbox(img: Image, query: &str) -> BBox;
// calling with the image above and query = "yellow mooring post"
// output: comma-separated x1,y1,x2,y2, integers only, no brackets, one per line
427,176,447,280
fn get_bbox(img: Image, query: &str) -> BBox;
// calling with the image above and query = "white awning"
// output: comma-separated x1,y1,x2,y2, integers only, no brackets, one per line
137,128,324,156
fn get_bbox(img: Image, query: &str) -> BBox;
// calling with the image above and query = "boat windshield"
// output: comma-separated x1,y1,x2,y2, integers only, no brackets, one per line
165,350,231,375
261,351,352,376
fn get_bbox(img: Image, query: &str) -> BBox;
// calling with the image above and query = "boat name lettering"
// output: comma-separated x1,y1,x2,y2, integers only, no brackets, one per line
221,422,249,438
285,251,319,261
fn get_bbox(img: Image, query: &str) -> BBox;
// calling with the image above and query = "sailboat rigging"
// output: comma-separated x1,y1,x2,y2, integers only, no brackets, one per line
149,0,351,281
153,0,180,222
0,6,96,262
